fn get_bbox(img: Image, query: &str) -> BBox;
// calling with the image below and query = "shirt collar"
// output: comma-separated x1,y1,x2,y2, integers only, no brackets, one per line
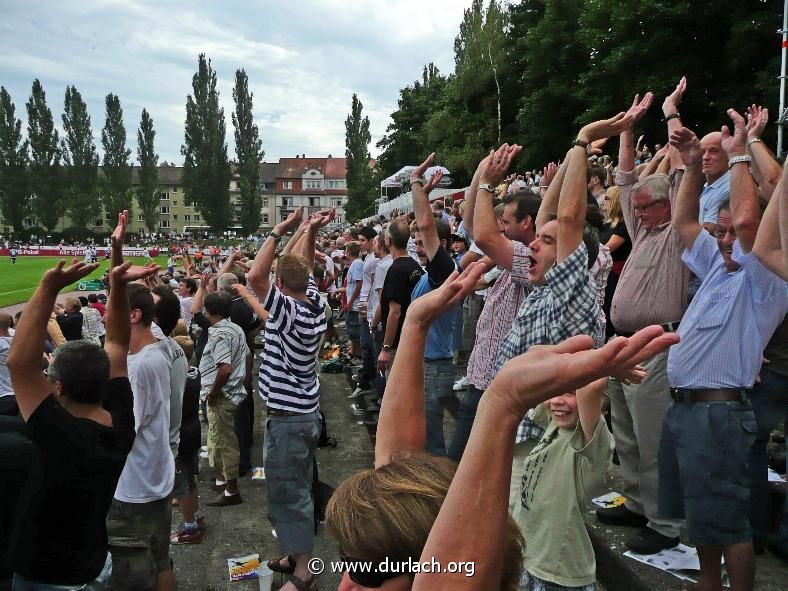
704,170,730,190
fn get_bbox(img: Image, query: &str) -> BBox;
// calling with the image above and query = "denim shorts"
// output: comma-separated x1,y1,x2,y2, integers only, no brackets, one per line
658,398,758,545
346,311,361,341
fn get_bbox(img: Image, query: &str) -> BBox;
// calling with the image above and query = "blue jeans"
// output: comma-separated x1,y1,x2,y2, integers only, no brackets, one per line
748,368,788,547
424,359,458,456
447,384,483,462
372,326,385,402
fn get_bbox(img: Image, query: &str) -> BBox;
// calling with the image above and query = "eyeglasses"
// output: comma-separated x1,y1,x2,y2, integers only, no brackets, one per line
339,552,403,588
633,200,663,212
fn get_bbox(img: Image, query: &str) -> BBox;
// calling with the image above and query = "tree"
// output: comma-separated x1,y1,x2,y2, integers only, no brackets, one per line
136,108,159,232
61,85,100,231
344,93,375,221
101,93,133,220
181,54,231,231
26,79,64,231
0,87,30,234
232,68,264,234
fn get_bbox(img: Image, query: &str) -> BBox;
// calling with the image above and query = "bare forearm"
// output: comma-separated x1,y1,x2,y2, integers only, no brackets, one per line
382,309,400,347
301,227,318,271
619,130,636,173
730,160,760,252
375,320,428,466
8,285,55,369
191,286,206,314
248,236,278,292
673,165,705,249
283,226,307,256
208,365,231,398
414,393,519,591
749,141,781,200
536,153,570,229
464,163,484,238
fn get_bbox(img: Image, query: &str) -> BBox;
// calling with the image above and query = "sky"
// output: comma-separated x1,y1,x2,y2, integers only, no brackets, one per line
0,0,471,165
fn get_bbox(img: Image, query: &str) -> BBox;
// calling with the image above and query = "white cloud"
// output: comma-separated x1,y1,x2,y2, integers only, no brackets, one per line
0,0,470,164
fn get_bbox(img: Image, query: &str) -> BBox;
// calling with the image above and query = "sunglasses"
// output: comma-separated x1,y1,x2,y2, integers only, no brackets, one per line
339,552,403,588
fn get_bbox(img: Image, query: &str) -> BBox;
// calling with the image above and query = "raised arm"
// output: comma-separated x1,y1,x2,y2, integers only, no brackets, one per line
410,153,446,261
577,377,608,444
462,155,488,239
283,219,309,257
233,283,270,322
302,210,335,272
753,165,787,279
669,127,706,250
639,146,668,180
375,263,486,467
746,105,781,200
662,77,687,170
723,109,760,253
535,159,568,230
217,251,240,276
247,206,303,297
619,92,655,174
473,144,522,269
414,326,680,591
8,260,100,420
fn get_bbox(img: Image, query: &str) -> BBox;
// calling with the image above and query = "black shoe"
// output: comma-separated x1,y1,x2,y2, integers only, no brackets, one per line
625,528,679,555
205,492,243,506
596,504,648,528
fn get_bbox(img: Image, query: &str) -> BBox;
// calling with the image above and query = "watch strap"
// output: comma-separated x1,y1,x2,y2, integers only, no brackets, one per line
477,183,496,194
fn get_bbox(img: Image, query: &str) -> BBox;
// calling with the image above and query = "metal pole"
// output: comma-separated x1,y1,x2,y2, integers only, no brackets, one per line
778,0,788,157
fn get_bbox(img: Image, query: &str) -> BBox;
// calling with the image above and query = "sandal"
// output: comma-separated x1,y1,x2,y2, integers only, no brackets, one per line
287,573,318,591
267,554,296,574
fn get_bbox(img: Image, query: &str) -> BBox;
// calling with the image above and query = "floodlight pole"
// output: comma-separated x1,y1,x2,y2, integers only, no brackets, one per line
778,0,788,157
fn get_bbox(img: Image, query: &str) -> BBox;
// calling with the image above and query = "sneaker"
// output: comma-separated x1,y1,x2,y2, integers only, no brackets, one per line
595,504,648,528
199,450,209,460
625,528,680,555
200,445,208,452
350,403,365,417
453,376,470,391
348,387,371,399
271,528,278,539
171,527,203,544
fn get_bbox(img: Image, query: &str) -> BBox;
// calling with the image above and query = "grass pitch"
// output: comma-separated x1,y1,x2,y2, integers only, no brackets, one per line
0,255,168,308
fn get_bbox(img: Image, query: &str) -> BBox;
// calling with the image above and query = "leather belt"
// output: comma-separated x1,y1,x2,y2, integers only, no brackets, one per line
267,408,307,417
670,388,748,403
617,321,681,338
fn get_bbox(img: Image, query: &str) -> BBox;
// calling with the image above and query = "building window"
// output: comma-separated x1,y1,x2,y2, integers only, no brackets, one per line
280,211,290,222
309,197,318,207
331,198,342,207
138,214,145,222
93,219,103,227
173,214,178,220
194,214,200,221
185,214,191,222
160,220,170,229
262,213,269,224
282,197,292,207
172,186,178,192
283,181,292,190
173,201,177,206
335,215,343,224
262,198,268,208
161,206,169,214
160,192,169,200
305,180,322,190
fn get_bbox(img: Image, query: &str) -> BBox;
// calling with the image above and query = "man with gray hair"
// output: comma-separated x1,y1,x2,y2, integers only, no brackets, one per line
596,84,688,555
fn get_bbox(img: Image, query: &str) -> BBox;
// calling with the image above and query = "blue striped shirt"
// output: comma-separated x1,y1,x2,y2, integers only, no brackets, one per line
668,232,788,388
258,277,328,413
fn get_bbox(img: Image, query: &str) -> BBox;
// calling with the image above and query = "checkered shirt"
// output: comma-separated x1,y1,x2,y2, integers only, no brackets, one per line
491,243,602,443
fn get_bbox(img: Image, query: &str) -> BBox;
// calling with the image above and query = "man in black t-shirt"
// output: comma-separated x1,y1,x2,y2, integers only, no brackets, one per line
377,219,424,375
8,211,160,588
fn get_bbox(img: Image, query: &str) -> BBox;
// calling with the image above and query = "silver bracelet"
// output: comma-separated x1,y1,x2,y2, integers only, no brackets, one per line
728,155,752,169
747,137,763,147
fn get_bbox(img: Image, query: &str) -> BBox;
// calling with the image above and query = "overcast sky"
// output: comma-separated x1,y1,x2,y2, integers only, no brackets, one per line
0,0,471,165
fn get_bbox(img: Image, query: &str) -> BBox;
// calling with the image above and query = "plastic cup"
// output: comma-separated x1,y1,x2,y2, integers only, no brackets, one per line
258,565,274,591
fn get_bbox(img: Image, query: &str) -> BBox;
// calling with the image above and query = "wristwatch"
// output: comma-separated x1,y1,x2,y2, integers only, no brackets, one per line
269,231,281,242
728,155,752,169
477,183,496,194
664,112,681,123
571,139,588,149
382,344,393,352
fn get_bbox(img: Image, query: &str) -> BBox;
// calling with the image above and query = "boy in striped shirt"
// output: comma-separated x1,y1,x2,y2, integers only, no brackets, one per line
247,206,334,591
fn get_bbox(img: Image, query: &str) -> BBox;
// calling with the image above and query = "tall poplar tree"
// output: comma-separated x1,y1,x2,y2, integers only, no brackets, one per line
101,93,133,219
136,109,160,232
232,68,264,234
344,93,374,221
26,79,64,231
61,85,100,231
181,54,231,231
0,87,30,234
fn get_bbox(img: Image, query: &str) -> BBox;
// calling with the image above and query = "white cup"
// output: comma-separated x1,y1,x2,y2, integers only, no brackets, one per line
258,565,274,591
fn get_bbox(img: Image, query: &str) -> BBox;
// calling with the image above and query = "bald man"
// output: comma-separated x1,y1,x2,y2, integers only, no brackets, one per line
698,131,730,232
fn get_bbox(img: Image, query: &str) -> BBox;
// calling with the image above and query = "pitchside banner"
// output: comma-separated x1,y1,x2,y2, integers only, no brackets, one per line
0,246,160,257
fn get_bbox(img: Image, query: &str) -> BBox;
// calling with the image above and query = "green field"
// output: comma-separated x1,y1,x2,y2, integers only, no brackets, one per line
0,255,169,308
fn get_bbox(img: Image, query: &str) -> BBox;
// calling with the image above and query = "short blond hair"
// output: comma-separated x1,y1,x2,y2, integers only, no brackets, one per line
276,254,310,293
64,297,82,312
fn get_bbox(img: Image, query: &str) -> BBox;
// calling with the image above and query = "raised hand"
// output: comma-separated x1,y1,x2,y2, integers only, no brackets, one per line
111,262,161,286
490,326,680,420
588,137,609,156
310,208,336,229
662,76,687,116
541,162,558,187
479,143,522,186
745,104,768,140
669,126,703,168
623,92,654,129
42,259,100,292
110,210,128,249
276,205,304,233
721,108,747,156
405,262,488,327
578,112,634,144
410,152,445,195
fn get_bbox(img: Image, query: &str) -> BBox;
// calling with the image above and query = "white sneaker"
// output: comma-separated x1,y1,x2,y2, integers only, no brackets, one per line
199,450,209,459
348,387,370,399
200,445,208,452
453,376,470,391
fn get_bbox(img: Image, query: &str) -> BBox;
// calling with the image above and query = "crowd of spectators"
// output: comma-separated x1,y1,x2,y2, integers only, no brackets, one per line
0,78,786,591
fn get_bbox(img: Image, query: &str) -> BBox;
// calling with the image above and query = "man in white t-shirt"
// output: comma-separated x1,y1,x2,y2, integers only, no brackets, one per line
107,283,176,591
351,227,378,397
177,278,197,325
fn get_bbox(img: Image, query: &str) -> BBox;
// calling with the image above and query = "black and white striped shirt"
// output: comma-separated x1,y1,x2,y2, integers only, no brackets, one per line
258,276,327,413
